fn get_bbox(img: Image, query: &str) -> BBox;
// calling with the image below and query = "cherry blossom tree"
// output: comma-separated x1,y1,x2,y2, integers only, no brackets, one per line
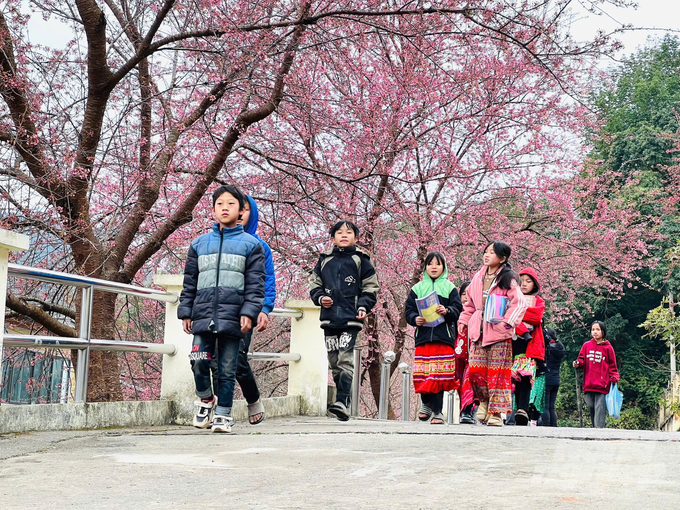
1,0,644,404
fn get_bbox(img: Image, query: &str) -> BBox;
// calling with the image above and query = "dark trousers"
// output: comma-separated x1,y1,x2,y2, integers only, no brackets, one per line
583,391,607,428
542,383,559,427
515,375,531,411
325,329,357,407
191,333,240,416
421,391,444,415
211,330,261,405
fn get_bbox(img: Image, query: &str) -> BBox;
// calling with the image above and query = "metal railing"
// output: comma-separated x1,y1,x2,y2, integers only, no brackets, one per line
4,263,301,404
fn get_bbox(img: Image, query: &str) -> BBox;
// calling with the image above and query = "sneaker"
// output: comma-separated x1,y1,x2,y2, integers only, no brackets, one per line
328,401,350,421
193,398,216,429
460,412,475,424
211,415,234,433
530,420,538,427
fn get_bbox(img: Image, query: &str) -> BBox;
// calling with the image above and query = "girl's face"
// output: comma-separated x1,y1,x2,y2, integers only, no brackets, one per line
426,257,444,279
483,244,505,268
591,323,603,341
520,275,535,294
461,288,468,305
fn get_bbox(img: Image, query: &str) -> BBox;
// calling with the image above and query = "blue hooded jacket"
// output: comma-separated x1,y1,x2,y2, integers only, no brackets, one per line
244,195,277,315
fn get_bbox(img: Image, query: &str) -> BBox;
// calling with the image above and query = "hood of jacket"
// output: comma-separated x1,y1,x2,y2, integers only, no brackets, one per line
243,195,259,236
413,264,454,299
518,267,541,295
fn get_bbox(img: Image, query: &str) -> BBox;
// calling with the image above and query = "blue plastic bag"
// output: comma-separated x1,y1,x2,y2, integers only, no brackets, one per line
605,383,623,419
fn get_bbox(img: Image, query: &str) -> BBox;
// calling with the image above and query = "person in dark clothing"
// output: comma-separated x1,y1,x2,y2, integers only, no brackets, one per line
309,220,380,421
541,327,565,426
405,252,463,424
178,185,266,433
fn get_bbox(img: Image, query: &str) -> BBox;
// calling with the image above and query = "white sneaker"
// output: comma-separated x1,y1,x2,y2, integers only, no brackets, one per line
211,415,234,433
193,398,216,429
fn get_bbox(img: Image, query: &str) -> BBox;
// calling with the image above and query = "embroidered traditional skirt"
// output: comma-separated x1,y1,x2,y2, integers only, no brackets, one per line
511,354,536,383
468,338,513,414
413,343,459,394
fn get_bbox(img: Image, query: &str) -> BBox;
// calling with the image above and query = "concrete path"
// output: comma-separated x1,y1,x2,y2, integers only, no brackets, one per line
1,417,678,509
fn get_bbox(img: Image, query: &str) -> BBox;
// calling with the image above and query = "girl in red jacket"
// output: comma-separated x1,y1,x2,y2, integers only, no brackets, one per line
510,267,546,426
573,321,620,428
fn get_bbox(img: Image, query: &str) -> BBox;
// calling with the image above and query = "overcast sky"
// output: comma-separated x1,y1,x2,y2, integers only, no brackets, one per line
23,1,680,61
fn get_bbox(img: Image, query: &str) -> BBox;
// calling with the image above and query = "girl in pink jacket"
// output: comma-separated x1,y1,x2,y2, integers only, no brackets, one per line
458,241,528,426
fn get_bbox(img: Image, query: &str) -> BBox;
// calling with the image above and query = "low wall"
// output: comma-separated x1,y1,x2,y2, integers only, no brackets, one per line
0,395,301,434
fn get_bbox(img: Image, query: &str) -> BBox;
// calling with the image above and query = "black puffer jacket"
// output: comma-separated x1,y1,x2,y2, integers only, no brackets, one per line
545,338,566,387
178,224,265,338
309,246,379,331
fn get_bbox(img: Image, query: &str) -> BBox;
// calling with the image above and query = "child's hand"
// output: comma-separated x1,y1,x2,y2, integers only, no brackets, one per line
357,310,367,320
320,296,333,308
415,316,426,326
256,312,269,332
182,319,192,335
240,315,252,333
572,360,580,368
436,305,447,315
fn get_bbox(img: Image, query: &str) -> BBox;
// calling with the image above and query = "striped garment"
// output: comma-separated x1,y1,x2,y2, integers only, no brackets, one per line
413,343,460,394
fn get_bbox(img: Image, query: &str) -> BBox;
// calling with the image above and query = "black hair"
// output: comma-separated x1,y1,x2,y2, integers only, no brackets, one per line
330,220,359,237
459,281,471,297
484,241,519,290
591,320,607,340
544,327,557,342
423,251,447,272
212,185,246,210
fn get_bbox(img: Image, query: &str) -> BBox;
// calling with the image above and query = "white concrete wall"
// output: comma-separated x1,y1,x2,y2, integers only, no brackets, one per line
285,299,328,416
0,229,30,368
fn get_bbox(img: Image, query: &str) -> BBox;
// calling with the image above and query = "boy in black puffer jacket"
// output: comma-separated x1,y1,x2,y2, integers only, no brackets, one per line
310,220,380,421
542,327,566,426
178,185,265,433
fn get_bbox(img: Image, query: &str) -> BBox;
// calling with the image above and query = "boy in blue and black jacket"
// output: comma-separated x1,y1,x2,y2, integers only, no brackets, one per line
309,220,380,421
178,185,265,433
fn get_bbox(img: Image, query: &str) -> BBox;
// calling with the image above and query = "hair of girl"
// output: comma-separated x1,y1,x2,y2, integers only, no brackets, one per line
484,241,519,290
591,320,607,340
459,281,471,297
423,251,447,272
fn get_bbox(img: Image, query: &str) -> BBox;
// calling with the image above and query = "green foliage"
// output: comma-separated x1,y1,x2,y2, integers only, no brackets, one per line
640,298,680,347
607,406,656,430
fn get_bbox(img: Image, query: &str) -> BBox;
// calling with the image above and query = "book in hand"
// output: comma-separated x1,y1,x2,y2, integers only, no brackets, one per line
416,291,444,327
484,294,508,324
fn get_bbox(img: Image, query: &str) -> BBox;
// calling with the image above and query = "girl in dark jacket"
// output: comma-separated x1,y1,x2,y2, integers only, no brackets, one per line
541,328,566,426
405,252,463,424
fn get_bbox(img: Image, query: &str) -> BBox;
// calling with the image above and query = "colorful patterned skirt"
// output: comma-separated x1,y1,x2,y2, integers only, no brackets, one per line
511,354,536,384
413,343,459,394
468,338,513,414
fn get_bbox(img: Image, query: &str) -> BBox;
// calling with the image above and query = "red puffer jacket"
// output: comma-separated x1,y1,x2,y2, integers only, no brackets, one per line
515,267,545,361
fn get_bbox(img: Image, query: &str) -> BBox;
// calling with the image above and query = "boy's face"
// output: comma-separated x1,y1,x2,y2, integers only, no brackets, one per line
520,275,535,294
213,192,242,229
238,202,251,227
426,258,444,279
332,224,357,248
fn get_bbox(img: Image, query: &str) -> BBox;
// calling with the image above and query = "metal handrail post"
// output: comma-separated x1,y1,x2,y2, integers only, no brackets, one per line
75,286,93,403
398,362,410,421
351,347,362,417
378,350,395,420
446,391,454,425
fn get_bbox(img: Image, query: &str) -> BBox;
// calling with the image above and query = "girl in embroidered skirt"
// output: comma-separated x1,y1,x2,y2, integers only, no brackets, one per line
405,252,463,424
458,241,528,427
454,282,477,424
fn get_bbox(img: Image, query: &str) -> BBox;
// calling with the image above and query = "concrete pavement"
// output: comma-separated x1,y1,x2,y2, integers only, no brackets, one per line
1,417,678,509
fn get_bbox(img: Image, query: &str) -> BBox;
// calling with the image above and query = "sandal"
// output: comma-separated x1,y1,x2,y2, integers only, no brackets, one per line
418,404,433,421
430,413,445,425
247,400,265,425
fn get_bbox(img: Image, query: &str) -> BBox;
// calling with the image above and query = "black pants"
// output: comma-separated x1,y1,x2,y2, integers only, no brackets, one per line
515,375,531,412
211,330,261,405
542,383,559,427
420,391,444,415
